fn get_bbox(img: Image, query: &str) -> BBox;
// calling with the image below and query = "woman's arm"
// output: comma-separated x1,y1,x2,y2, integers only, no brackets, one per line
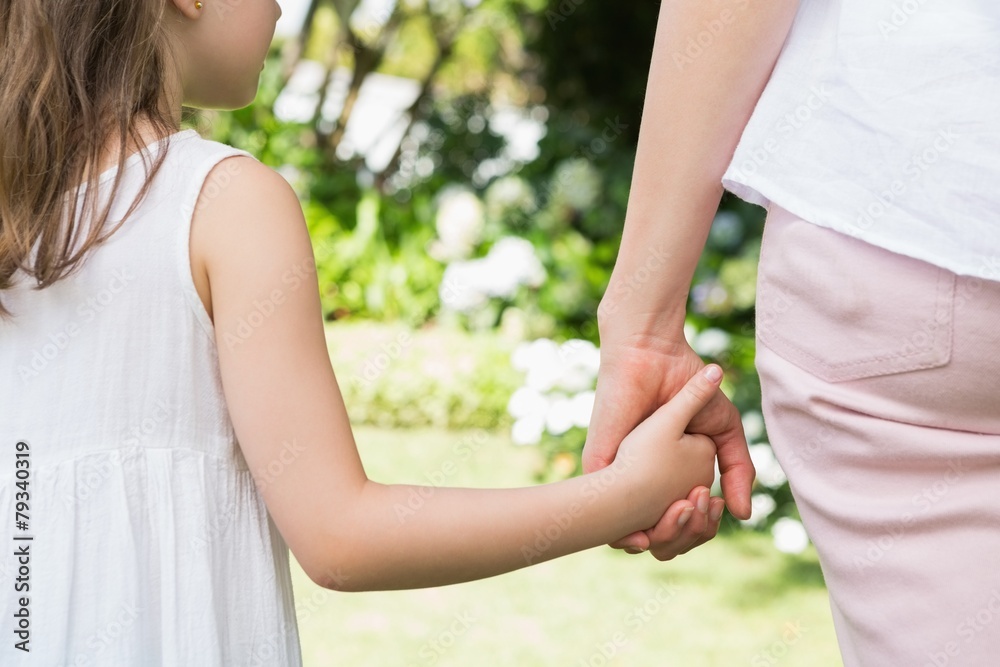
582,1,802,548
191,157,719,592
600,0,801,336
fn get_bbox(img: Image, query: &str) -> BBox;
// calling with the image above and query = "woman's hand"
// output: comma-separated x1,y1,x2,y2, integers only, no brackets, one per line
609,365,721,535
583,331,755,559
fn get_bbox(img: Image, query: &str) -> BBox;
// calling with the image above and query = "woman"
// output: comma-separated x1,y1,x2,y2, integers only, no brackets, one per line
583,0,1000,664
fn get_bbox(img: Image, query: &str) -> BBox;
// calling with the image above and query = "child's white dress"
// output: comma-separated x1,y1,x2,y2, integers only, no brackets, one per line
0,129,303,665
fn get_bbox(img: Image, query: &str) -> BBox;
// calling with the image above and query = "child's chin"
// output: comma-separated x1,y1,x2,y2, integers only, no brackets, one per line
208,88,259,112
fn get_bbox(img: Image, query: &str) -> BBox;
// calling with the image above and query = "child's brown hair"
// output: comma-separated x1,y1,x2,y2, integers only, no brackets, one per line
0,0,180,319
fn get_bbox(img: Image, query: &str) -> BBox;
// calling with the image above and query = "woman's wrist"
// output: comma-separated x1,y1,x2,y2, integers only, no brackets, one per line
597,256,691,337
596,296,689,355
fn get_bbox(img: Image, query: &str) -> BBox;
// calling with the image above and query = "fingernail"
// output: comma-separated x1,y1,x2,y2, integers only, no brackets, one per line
625,545,647,554
703,365,722,382
677,506,695,528
709,502,724,523
697,491,709,514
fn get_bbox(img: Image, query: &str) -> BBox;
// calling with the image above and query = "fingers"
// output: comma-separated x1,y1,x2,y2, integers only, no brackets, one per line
612,487,725,560
642,488,724,562
610,530,651,552
611,485,731,558
609,486,722,554
650,365,724,435
715,406,756,520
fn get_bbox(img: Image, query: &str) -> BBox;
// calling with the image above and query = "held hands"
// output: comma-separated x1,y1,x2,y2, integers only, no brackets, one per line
610,364,721,543
585,336,755,561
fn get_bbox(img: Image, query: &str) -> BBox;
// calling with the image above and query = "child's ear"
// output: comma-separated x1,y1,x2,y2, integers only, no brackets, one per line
169,0,204,21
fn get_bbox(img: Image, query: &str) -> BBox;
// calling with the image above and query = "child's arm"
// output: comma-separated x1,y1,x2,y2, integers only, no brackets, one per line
192,157,718,592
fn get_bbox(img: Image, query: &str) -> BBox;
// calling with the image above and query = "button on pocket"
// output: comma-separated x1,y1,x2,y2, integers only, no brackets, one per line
754,207,956,383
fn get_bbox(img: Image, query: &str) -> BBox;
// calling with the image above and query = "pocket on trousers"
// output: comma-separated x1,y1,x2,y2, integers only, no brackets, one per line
754,206,956,383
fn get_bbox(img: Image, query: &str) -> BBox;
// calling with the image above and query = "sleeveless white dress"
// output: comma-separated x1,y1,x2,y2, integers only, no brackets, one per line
0,129,303,665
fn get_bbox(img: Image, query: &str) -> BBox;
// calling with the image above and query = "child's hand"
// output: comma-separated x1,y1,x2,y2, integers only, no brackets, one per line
610,365,722,540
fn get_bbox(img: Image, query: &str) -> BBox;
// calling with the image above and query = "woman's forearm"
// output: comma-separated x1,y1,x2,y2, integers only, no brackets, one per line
601,0,801,336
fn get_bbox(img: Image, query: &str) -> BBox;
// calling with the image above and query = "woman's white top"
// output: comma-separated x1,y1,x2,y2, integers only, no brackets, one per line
0,129,303,665
722,0,1000,282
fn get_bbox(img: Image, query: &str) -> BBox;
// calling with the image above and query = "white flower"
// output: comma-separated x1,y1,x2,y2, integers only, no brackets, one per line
569,390,595,428
507,387,548,421
692,327,731,357
512,339,563,392
749,443,788,489
509,338,601,441
485,237,546,292
552,339,600,392
512,338,557,372
741,493,777,528
438,236,546,313
545,395,575,436
741,410,765,442
511,415,545,446
439,261,488,312
432,187,485,261
772,517,810,554
558,339,600,375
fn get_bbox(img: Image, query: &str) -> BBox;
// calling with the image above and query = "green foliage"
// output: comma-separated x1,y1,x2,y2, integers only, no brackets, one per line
196,1,799,538
326,322,521,430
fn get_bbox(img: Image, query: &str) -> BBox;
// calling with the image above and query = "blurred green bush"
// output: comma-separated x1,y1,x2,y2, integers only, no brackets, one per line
194,0,803,546
326,321,521,430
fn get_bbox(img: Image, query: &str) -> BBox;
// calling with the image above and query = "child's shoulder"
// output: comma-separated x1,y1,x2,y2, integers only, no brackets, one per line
182,132,303,226
167,130,294,213
170,129,260,169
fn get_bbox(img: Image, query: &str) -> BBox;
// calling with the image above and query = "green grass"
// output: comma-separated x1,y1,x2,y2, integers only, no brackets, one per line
290,426,843,666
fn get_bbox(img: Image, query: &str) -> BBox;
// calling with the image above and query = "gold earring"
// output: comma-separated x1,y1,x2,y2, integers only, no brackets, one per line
195,1,203,8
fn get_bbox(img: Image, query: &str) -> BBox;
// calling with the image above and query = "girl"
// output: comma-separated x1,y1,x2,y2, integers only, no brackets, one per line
0,0,727,663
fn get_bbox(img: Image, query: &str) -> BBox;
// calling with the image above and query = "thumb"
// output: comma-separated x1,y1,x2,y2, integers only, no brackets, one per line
654,364,724,433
